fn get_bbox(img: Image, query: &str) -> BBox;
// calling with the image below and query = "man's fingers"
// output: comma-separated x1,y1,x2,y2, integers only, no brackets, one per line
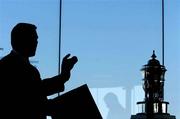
72,56,78,63
63,54,71,59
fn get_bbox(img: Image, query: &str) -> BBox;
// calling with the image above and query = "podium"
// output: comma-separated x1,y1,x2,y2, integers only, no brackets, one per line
50,84,102,119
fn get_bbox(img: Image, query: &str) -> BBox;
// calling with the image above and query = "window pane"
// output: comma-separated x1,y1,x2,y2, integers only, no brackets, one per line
61,0,179,119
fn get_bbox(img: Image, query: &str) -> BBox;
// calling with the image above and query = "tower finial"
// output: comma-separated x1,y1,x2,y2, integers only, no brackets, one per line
151,50,156,59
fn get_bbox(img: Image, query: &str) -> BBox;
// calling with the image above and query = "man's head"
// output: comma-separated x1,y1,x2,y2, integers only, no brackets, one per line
11,23,38,57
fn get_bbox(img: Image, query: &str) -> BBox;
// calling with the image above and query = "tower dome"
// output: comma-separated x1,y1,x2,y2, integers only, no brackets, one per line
147,50,160,66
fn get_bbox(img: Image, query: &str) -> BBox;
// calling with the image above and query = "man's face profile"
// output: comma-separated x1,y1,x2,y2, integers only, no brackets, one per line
26,29,38,57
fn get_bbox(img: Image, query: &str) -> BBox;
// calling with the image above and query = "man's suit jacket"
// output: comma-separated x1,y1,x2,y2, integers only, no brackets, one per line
0,51,65,119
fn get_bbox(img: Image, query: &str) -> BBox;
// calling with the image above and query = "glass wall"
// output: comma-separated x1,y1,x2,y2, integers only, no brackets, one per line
61,0,180,118
0,0,179,119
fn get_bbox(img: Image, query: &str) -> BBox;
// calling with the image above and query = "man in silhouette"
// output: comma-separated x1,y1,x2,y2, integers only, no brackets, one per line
104,92,127,119
0,23,78,119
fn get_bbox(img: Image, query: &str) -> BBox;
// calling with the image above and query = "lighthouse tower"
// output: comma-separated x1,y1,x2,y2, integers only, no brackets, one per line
130,51,176,119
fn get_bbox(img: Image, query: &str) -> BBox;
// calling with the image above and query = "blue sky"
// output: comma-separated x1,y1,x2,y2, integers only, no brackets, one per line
0,0,179,118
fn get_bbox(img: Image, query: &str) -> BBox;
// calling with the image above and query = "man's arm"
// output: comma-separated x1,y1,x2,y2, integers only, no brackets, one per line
41,54,78,96
41,73,69,96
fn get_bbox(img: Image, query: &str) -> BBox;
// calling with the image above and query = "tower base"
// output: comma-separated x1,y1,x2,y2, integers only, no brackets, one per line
130,113,176,119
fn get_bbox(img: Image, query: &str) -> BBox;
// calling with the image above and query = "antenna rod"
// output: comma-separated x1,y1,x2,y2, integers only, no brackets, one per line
58,0,62,74
162,0,165,65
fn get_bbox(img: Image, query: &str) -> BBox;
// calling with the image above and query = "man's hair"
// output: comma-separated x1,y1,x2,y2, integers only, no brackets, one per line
11,23,37,51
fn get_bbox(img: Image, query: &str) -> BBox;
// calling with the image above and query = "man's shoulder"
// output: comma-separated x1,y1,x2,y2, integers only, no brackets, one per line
0,54,10,69
0,56,8,72
0,53,12,63
0,52,20,68
0,52,23,74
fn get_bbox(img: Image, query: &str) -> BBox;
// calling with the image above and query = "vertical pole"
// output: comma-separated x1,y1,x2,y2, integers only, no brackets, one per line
162,0,165,65
58,0,62,74
58,0,62,96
